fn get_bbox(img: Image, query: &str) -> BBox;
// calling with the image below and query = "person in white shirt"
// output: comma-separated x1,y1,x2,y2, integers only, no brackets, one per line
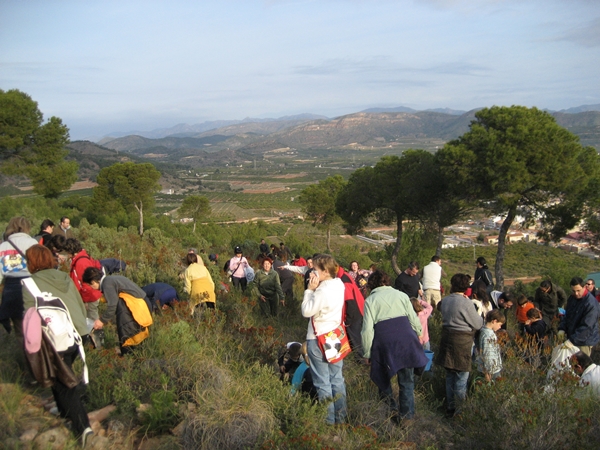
571,351,600,398
422,256,443,307
301,254,347,425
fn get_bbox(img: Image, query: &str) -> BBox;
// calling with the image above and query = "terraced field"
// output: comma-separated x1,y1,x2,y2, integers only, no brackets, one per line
202,191,302,221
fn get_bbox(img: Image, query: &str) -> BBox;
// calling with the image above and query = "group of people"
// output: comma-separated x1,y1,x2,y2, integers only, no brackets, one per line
434,261,600,416
3,220,600,436
0,216,164,445
278,250,600,425
269,250,429,425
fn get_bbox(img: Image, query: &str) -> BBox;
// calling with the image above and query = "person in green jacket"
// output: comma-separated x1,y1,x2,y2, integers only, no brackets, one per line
22,245,92,445
252,257,284,317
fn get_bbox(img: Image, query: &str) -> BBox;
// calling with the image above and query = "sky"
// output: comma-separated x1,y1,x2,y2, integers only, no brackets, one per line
1,0,600,140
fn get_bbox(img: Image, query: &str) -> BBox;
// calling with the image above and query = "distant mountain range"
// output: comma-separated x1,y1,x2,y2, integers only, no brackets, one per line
97,104,600,142
98,113,329,142
557,104,600,114
93,107,600,162
360,106,467,115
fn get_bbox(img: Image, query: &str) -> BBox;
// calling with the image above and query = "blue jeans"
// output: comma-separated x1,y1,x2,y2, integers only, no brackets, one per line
380,367,415,419
445,370,469,410
307,339,347,424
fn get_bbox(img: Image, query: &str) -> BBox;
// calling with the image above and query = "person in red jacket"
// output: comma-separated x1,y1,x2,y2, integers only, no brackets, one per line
64,238,103,321
292,254,308,267
336,266,365,358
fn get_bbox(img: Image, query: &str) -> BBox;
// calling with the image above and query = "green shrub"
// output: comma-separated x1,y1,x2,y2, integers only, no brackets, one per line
454,360,600,449
141,387,180,436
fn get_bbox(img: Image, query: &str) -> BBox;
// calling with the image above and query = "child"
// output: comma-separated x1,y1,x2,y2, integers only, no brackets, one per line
411,297,433,350
477,309,506,381
516,294,535,334
290,342,318,400
277,342,304,382
524,308,547,352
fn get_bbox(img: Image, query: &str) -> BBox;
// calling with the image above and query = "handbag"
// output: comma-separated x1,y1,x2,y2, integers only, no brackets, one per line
244,265,255,282
312,313,351,364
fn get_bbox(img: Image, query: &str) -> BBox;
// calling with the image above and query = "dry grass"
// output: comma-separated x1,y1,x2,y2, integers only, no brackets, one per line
183,384,277,450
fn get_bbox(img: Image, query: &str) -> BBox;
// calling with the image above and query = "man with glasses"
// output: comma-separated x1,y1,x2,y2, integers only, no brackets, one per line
534,280,567,334
558,277,600,357
585,279,597,299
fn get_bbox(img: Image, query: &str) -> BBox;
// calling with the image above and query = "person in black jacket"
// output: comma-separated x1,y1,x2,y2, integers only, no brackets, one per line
35,219,55,245
259,239,269,256
394,261,422,299
474,256,494,294
534,280,567,333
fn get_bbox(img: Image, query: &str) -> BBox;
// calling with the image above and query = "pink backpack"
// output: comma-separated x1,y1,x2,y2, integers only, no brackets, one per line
23,307,43,354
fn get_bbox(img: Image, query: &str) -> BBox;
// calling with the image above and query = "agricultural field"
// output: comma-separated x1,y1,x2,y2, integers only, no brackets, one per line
158,162,361,222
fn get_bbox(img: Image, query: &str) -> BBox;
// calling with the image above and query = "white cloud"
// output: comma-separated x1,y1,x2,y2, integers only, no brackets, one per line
556,17,600,47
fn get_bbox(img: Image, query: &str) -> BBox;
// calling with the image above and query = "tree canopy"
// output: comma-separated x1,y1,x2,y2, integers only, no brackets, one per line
298,175,346,251
179,195,211,233
0,89,77,198
437,105,600,289
337,154,417,273
91,162,161,236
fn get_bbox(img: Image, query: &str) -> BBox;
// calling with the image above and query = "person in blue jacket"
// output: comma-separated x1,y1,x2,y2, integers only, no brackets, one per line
142,282,179,310
558,277,600,357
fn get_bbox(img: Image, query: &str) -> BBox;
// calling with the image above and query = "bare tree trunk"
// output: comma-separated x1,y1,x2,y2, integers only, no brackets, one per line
436,224,444,258
326,227,331,252
495,207,516,291
135,201,144,236
193,221,196,233
391,215,403,275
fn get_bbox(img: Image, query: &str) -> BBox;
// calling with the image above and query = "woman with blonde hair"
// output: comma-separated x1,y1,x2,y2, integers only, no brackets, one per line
301,254,347,425
184,253,216,314
0,216,39,335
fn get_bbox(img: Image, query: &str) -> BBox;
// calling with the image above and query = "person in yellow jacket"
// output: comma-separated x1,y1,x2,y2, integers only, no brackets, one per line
184,253,216,315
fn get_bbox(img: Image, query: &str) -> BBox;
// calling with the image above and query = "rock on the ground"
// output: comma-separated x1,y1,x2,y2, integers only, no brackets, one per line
87,434,112,450
107,419,125,435
137,435,180,450
88,404,116,423
136,403,151,419
171,420,186,437
19,428,38,442
32,427,70,449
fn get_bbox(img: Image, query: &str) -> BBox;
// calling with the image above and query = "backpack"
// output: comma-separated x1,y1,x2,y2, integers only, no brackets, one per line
70,253,104,303
355,273,368,289
118,292,153,347
1,238,28,275
22,277,88,384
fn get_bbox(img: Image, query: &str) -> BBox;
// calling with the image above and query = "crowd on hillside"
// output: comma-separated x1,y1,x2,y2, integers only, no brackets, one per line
1,215,600,445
